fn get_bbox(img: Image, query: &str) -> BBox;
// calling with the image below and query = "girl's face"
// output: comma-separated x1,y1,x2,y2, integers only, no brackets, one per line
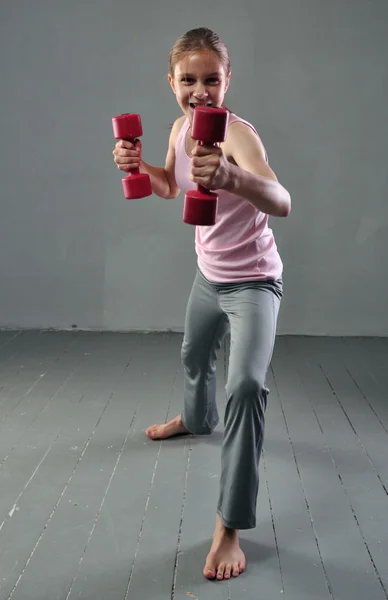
168,50,231,122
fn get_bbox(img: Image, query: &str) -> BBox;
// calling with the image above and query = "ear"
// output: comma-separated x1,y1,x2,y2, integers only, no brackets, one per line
224,71,231,93
168,74,177,95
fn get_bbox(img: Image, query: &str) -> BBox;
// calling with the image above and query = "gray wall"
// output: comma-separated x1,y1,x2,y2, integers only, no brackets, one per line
1,0,387,335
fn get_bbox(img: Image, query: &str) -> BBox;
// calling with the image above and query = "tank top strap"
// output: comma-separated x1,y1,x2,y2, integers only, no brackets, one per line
175,117,190,157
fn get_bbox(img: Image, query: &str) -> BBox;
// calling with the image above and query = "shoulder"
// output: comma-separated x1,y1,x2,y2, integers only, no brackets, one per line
170,116,187,145
225,115,267,162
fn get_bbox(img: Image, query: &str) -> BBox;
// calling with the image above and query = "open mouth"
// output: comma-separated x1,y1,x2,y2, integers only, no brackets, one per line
189,102,213,109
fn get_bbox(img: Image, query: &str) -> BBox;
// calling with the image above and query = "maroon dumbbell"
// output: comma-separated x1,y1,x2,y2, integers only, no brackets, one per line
112,113,152,199
183,106,229,226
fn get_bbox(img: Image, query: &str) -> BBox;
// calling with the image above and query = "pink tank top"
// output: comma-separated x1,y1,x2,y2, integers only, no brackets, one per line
174,112,283,282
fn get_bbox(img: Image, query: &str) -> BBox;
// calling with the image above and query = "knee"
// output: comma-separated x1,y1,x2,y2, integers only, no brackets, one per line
181,339,200,377
181,338,195,368
181,338,189,364
181,338,210,374
226,374,268,407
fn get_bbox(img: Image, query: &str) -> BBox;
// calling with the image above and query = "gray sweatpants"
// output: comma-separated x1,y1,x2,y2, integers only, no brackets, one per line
181,268,282,530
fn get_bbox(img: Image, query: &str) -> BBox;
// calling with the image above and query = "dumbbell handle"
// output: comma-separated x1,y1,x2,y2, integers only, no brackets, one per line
194,139,219,193
125,139,141,175
183,137,219,226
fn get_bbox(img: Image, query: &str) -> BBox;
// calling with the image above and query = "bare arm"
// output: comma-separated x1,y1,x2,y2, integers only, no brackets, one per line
190,121,291,217
224,123,291,217
140,121,180,199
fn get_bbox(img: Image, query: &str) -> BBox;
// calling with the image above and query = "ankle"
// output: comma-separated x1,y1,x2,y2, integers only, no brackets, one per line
215,515,239,538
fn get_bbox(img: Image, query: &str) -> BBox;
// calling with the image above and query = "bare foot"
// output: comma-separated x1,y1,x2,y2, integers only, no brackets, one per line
203,514,246,580
145,414,189,440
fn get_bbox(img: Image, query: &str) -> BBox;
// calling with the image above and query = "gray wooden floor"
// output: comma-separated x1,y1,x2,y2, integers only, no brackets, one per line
0,330,387,600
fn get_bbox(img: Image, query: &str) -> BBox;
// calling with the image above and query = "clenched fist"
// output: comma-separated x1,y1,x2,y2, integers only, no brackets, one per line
113,139,142,172
190,144,231,190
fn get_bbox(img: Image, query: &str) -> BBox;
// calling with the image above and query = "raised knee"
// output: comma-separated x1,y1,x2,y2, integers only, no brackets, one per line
181,339,198,369
181,339,211,374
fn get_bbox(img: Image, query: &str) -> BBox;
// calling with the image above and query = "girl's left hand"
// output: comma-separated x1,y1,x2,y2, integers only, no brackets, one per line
190,144,231,190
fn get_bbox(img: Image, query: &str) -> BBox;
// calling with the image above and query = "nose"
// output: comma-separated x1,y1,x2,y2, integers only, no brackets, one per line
193,84,208,99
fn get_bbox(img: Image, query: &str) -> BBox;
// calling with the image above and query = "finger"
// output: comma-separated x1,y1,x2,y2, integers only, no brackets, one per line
119,139,138,149
115,149,140,158
114,158,137,171
116,164,140,173
191,155,210,167
191,165,215,178
191,147,213,158
191,145,221,156
115,157,141,170
191,175,213,189
190,169,208,180
191,156,221,170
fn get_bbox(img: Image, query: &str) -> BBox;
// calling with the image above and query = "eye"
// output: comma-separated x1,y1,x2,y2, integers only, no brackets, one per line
181,77,194,84
207,78,220,84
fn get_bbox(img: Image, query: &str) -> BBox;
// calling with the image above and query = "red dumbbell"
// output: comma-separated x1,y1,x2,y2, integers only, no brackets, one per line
183,106,229,226
112,113,152,199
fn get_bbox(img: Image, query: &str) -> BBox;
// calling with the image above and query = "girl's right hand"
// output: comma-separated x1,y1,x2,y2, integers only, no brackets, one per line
113,139,142,172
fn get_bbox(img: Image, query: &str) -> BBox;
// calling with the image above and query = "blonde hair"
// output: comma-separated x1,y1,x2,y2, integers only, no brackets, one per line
169,27,230,78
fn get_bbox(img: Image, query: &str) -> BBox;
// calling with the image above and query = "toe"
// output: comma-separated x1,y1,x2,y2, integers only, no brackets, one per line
217,564,225,580
203,566,216,579
204,569,216,580
232,564,240,577
146,427,158,440
203,556,217,580
224,564,232,579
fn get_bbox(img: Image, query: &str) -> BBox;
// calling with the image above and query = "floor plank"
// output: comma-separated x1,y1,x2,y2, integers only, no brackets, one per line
0,332,387,600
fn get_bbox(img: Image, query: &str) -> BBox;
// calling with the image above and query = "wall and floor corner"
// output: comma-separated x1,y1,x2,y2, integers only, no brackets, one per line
1,0,387,336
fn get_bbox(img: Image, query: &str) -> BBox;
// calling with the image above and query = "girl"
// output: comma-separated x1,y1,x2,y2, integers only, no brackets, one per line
113,27,291,582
